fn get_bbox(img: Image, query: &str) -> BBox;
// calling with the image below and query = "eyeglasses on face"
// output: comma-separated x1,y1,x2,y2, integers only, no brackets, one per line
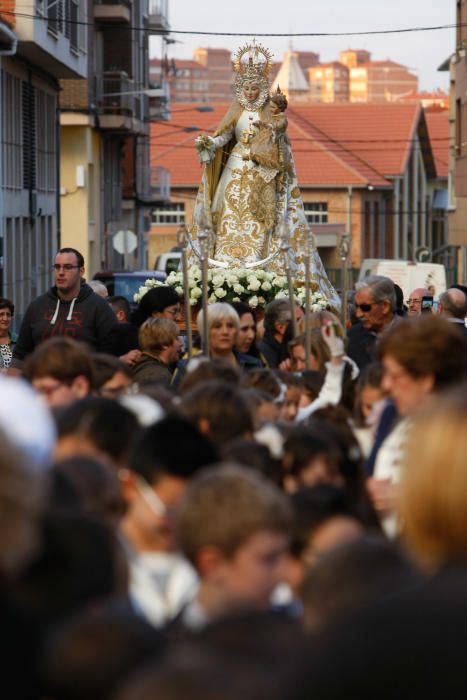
53,264,80,271
354,301,381,312
407,298,422,305
164,307,180,317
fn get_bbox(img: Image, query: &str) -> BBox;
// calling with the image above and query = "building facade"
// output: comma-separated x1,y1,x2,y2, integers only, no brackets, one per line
309,62,349,103
59,0,170,276
0,0,87,312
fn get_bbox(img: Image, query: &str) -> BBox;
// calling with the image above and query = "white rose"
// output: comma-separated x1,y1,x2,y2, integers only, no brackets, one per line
215,288,227,298
274,290,288,299
257,296,266,306
234,284,245,294
190,287,202,299
208,294,217,304
212,275,224,287
232,296,241,302
247,279,261,292
272,277,285,288
261,281,271,292
248,295,259,308
175,286,183,296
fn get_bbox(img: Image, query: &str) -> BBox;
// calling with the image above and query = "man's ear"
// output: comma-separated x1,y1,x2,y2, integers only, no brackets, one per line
196,545,227,577
198,417,211,435
118,468,138,505
381,299,392,315
71,375,90,399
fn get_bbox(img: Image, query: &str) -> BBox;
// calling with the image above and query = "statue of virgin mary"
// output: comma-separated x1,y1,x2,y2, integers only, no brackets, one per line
190,42,340,307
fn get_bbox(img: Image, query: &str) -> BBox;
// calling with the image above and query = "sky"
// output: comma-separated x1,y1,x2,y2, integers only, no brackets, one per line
150,0,455,92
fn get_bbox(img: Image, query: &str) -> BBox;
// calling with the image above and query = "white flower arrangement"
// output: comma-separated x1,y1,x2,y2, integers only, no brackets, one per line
133,266,331,311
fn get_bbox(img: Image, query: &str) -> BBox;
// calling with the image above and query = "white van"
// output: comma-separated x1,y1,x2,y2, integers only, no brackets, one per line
154,251,181,275
358,259,447,300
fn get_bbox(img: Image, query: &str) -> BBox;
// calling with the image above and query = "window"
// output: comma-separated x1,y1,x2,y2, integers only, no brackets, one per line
1,70,22,190
65,0,79,52
304,202,328,224
47,0,64,36
22,81,36,191
36,89,56,193
152,203,185,225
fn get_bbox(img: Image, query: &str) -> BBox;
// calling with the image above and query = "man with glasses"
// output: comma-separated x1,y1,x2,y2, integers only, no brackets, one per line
407,287,430,317
347,275,397,371
12,247,118,368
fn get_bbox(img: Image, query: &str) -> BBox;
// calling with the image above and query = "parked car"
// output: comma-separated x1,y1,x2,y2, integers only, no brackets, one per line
154,251,181,275
92,270,167,308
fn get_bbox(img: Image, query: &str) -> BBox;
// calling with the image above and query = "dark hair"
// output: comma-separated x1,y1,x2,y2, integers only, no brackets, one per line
91,354,131,391
58,248,85,269
55,397,140,467
179,358,241,395
108,296,131,322
129,415,219,484
181,381,254,447
289,484,359,557
240,368,282,399
43,610,165,700
229,302,256,320
0,298,14,316
52,457,126,526
271,92,288,111
132,287,180,327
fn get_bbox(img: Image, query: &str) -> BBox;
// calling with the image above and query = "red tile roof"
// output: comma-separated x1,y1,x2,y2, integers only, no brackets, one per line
151,102,429,188
289,103,423,178
425,111,449,178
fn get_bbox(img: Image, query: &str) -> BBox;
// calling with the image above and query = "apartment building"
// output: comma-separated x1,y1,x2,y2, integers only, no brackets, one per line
350,60,418,103
0,0,87,311
59,0,170,274
309,62,349,103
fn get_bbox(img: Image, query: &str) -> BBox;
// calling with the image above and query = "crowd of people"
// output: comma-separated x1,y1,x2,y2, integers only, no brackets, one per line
2,246,467,699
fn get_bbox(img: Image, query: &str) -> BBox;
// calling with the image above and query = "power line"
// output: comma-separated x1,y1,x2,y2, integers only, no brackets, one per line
0,9,461,38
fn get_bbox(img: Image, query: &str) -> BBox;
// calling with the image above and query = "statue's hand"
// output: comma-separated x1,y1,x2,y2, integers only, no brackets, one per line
195,134,214,150
195,134,215,164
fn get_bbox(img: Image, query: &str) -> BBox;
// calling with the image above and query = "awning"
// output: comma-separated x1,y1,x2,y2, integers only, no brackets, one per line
433,188,448,210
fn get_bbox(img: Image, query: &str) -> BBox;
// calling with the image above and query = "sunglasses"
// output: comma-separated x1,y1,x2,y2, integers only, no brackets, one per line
354,301,382,312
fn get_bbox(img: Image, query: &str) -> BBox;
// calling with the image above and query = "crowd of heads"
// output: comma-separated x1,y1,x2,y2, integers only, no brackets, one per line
2,256,467,698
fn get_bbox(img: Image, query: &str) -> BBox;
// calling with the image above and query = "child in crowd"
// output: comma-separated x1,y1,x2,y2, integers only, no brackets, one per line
352,363,388,457
175,464,291,630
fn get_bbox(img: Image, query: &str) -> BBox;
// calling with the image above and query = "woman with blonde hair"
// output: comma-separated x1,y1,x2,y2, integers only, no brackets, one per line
400,388,467,570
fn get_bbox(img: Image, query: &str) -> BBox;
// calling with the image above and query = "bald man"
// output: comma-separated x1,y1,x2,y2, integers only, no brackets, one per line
407,287,431,316
438,289,467,367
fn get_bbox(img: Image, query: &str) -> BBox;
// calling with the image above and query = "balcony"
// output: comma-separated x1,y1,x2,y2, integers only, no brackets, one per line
148,81,170,121
97,71,144,132
151,166,171,203
94,0,131,24
148,0,170,34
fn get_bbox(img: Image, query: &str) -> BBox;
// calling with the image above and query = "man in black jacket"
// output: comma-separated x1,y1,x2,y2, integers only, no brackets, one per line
12,248,118,368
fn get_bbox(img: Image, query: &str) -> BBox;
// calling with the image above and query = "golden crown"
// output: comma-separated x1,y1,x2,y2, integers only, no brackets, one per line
232,42,273,79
